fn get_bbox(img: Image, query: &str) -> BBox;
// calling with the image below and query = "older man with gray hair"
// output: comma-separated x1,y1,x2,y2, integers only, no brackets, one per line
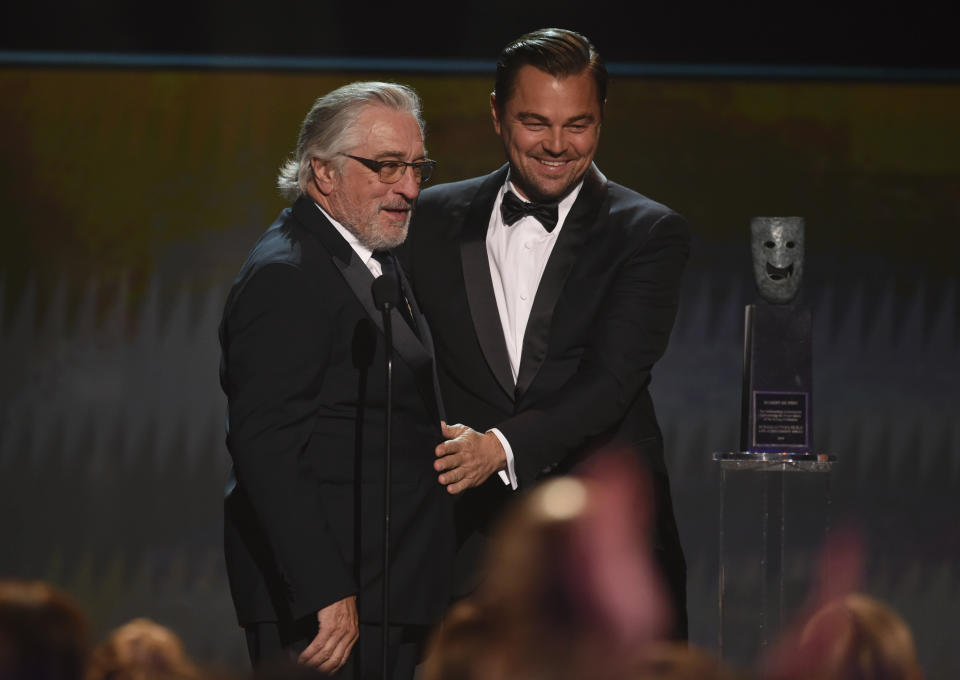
219,81,454,677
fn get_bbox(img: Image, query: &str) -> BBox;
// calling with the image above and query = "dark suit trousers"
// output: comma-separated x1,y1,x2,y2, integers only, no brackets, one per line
245,619,428,680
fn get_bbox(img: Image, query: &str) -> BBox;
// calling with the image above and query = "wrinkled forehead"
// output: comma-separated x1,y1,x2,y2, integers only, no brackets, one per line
349,105,424,156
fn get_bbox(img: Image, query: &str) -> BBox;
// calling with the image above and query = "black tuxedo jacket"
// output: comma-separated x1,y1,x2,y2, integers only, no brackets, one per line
402,164,689,630
219,196,454,627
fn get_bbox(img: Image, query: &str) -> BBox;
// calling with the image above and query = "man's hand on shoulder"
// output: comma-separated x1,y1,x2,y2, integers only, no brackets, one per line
434,422,506,494
298,595,358,673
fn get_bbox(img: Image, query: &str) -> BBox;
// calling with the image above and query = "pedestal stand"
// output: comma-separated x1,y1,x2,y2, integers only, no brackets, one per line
714,452,835,668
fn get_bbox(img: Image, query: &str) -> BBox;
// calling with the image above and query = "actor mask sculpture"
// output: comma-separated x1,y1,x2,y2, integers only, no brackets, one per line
751,217,805,304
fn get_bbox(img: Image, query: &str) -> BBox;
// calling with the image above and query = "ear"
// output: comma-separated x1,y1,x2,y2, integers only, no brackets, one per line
490,92,502,136
310,157,338,195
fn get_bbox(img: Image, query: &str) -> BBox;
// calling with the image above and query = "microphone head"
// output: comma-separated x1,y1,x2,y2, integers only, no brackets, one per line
372,274,400,311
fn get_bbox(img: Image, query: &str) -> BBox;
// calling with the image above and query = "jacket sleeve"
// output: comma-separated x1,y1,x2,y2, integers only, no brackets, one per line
496,212,690,486
222,262,355,620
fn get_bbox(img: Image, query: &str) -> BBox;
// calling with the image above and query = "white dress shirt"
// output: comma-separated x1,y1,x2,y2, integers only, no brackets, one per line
316,203,383,277
486,178,584,489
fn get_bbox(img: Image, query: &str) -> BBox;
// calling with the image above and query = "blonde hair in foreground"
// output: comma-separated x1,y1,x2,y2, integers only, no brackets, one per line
798,593,923,680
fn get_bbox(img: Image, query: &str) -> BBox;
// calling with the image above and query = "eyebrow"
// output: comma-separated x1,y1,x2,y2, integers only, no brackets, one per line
516,112,596,124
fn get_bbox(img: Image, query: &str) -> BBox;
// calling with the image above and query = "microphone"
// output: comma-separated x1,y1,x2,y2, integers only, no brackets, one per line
372,273,400,311
371,274,398,680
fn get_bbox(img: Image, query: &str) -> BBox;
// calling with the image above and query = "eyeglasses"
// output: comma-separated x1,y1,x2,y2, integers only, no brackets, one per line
341,154,437,185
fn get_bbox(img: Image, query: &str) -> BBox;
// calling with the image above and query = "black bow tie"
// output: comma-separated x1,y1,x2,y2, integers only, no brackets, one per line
500,191,559,232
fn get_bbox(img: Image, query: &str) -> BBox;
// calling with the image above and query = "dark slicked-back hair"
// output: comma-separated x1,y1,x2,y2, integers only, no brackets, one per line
494,28,607,113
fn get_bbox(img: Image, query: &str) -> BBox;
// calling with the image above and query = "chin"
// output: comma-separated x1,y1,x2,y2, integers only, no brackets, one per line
524,169,584,202
385,234,408,249
355,219,408,251
377,224,410,250
533,180,577,203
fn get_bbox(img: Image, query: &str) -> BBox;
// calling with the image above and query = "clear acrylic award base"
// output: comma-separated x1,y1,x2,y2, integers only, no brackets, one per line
712,451,836,668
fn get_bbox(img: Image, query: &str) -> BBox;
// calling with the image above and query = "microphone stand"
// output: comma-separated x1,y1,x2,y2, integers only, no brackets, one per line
371,274,398,680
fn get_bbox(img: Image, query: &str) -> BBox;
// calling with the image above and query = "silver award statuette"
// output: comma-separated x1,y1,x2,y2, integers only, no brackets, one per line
741,216,812,455
750,217,805,304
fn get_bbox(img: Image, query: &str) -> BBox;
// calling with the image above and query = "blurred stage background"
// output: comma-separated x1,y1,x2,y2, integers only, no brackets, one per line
1,2,958,675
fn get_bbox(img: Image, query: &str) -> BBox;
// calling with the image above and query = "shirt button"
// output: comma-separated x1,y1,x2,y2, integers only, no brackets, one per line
524,242,533,250
520,293,528,301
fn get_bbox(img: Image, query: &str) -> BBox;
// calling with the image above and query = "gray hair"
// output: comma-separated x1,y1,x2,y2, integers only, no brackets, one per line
277,81,424,201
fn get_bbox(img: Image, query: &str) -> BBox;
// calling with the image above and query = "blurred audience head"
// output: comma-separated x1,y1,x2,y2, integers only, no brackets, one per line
0,579,90,680
762,526,869,679
792,593,923,680
627,642,745,680
86,618,199,680
420,600,505,680
428,448,673,679
482,450,670,640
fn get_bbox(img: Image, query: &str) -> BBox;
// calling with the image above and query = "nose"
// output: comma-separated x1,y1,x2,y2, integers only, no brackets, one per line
394,165,420,200
542,126,565,155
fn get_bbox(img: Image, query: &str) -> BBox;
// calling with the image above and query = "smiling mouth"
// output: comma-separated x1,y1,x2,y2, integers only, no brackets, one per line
535,158,572,168
766,262,794,281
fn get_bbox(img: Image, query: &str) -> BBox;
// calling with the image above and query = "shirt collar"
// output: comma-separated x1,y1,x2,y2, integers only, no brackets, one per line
314,202,376,269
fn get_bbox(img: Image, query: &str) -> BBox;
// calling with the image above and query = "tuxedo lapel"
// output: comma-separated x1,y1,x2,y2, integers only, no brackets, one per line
398,264,446,423
459,166,515,400
293,198,441,419
334,256,432,370
335,256,443,421
515,165,609,399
